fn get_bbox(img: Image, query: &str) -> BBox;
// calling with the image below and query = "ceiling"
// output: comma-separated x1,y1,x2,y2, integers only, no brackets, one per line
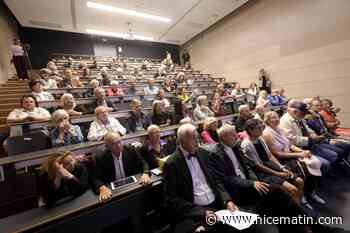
5,0,249,45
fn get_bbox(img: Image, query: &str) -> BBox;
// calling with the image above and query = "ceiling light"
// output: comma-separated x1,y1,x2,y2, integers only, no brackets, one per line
86,29,154,41
87,1,171,23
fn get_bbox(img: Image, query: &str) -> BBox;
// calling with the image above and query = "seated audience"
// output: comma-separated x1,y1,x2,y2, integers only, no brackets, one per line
87,87,117,113
163,78,175,93
247,82,259,106
39,68,58,89
139,125,172,169
231,83,246,111
39,152,89,207
126,78,137,96
100,67,111,86
173,98,193,124
233,104,253,132
156,88,171,109
61,68,74,88
141,59,149,71
279,88,288,104
87,106,126,141
127,99,151,133
90,57,98,69
268,89,287,106
60,93,83,116
178,87,191,104
86,79,100,97
320,98,350,137
30,80,55,102
262,111,324,207
115,65,125,79
163,123,251,233
241,119,304,204
201,117,219,144
256,90,270,108
209,124,311,233
212,92,226,116
254,105,267,121
176,71,185,84
151,100,172,126
79,62,90,77
50,110,84,147
193,95,214,121
107,80,124,97
306,99,350,161
71,75,84,88
89,79,100,89
279,101,345,172
144,78,159,96
65,57,74,68
7,95,51,123
47,61,59,74
158,64,167,76
91,132,151,202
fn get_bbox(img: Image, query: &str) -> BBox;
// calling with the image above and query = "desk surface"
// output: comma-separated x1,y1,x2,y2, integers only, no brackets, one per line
0,174,163,233
1,114,234,167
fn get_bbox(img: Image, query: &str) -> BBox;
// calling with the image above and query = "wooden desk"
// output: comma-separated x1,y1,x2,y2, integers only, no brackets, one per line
1,114,234,169
0,174,163,233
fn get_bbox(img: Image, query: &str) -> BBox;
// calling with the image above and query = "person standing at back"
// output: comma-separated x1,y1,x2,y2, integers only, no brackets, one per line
11,38,29,80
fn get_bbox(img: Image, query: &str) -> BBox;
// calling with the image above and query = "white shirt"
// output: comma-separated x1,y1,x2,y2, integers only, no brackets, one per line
113,152,126,180
11,45,24,56
42,79,58,89
32,91,55,102
7,107,51,122
231,89,246,102
222,144,246,179
87,117,126,141
193,106,214,121
279,112,312,147
180,146,215,206
159,98,170,108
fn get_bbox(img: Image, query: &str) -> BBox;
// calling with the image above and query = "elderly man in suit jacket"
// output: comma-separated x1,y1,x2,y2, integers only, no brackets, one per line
163,123,258,233
209,124,311,233
91,132,151,202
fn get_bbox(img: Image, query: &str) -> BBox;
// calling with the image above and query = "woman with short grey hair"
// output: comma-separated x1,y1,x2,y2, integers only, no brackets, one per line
50,109,84,147
193,95,214,121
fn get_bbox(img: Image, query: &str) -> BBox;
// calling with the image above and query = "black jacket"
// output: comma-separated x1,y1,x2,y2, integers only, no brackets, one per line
208,143,258,199
86,98,117,114
151,112,172,126
127,111,151,133
163,147,231,232
39,163,89,207
91,145,149,193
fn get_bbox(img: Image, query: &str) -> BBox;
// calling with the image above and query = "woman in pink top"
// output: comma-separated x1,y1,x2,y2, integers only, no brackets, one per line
201,117,219,144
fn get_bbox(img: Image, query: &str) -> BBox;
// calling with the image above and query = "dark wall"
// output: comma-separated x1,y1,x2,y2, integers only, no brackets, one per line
19,27,180,69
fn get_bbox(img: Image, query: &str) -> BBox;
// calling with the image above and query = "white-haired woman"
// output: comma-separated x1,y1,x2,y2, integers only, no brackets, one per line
256,90,270,109
60,93,83,116
50,110,84,147
193,95,214,121
139,125,171,169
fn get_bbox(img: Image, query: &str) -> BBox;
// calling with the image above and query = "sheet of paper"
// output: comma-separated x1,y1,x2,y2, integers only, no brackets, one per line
215,209,259,230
